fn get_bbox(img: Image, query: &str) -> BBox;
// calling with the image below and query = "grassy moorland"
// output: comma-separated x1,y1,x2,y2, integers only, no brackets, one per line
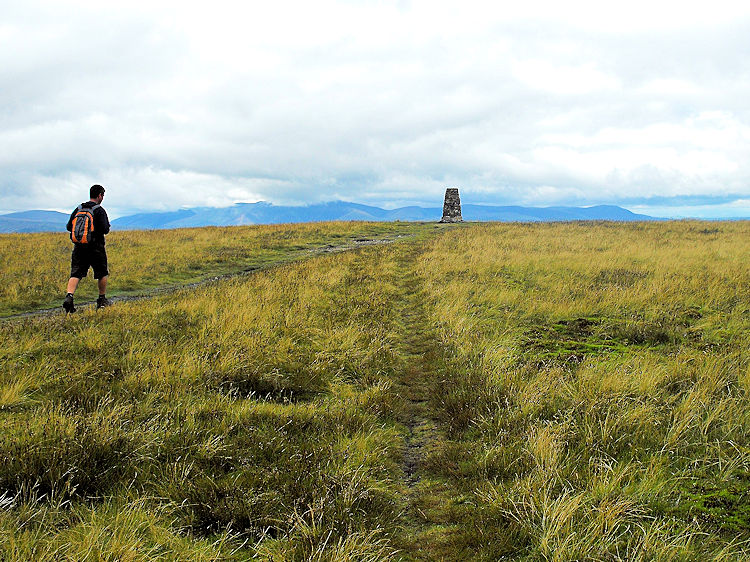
0,221,430,316
1,220,749,560
418,221,750,560
0,238,412,560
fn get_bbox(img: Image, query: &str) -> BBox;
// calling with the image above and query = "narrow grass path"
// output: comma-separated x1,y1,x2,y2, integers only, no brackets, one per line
1,234,410,321
390,243,472,561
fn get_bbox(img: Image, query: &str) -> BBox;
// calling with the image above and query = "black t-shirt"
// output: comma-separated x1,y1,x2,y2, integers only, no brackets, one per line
66,201,110,246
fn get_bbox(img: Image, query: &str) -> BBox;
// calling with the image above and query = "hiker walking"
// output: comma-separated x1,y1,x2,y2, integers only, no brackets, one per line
63,184,112,312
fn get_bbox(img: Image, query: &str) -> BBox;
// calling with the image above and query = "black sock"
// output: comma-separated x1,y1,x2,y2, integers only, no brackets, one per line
66,293,74,298
98,294,106,299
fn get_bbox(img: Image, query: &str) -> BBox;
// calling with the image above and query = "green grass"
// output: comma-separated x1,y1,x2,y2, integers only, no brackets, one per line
416,221,750,560
0,221,437,316
1,220,749,560
1,241,412,560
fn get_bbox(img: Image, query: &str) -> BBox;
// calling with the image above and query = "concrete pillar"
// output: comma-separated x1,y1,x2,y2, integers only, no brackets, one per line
440,188,462,223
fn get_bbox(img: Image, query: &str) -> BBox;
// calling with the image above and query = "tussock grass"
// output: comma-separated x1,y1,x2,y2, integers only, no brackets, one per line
0,221,427,316
1,220,748,558
417,221,750,559
0,496,236,561
1,239,412,559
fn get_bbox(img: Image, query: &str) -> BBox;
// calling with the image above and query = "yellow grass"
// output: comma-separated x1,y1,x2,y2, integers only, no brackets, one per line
1,220,748,559
0,221,427,315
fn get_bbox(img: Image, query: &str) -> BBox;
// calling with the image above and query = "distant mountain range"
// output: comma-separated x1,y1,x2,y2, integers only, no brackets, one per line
0,201,655,233
0,210,74,233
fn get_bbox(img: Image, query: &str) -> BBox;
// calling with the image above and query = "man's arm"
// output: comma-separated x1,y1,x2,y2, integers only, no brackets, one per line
66,209,76,232
95,207,110,235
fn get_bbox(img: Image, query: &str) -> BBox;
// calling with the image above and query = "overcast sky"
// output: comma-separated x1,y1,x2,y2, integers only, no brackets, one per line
2,0,750,218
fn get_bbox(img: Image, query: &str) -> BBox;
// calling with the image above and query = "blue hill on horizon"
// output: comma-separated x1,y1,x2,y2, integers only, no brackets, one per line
111,201,654,229
0,201,656,233
0,210,71,233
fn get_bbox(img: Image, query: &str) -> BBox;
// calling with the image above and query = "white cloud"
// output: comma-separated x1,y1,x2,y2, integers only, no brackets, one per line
512,60,621,95
1,0,750,217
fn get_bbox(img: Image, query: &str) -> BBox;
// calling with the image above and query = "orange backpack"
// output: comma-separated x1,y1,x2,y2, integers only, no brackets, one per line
70,204,100,244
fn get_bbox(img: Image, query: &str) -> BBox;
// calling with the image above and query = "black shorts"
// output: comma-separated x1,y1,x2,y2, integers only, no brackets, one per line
70,244,109,279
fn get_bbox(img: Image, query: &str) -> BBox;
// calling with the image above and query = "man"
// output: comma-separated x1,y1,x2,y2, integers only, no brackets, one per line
63,184,112,312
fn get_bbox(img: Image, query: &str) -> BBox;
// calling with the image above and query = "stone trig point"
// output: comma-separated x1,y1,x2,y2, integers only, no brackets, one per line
440,187,463,223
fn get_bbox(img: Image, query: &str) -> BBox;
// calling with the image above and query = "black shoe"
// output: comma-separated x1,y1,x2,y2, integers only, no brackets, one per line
96,296,113,309
63,294,76,313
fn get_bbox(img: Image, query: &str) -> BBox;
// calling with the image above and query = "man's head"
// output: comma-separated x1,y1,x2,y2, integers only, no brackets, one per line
90,184,105,203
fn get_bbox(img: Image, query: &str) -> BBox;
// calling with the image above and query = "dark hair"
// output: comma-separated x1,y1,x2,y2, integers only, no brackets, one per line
90,184,105,199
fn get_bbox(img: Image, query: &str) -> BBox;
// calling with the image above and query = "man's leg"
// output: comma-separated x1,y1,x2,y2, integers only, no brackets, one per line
66,245,86,304
66,277,80,294
97,275,108,297
96,276,112,308
94,247,111,308
63,277,80,313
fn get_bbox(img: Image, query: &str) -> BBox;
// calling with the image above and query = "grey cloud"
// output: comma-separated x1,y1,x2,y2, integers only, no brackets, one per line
1,2,750,217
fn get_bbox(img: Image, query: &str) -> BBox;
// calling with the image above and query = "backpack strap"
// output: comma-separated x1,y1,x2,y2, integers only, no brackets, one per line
77,204,99,213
